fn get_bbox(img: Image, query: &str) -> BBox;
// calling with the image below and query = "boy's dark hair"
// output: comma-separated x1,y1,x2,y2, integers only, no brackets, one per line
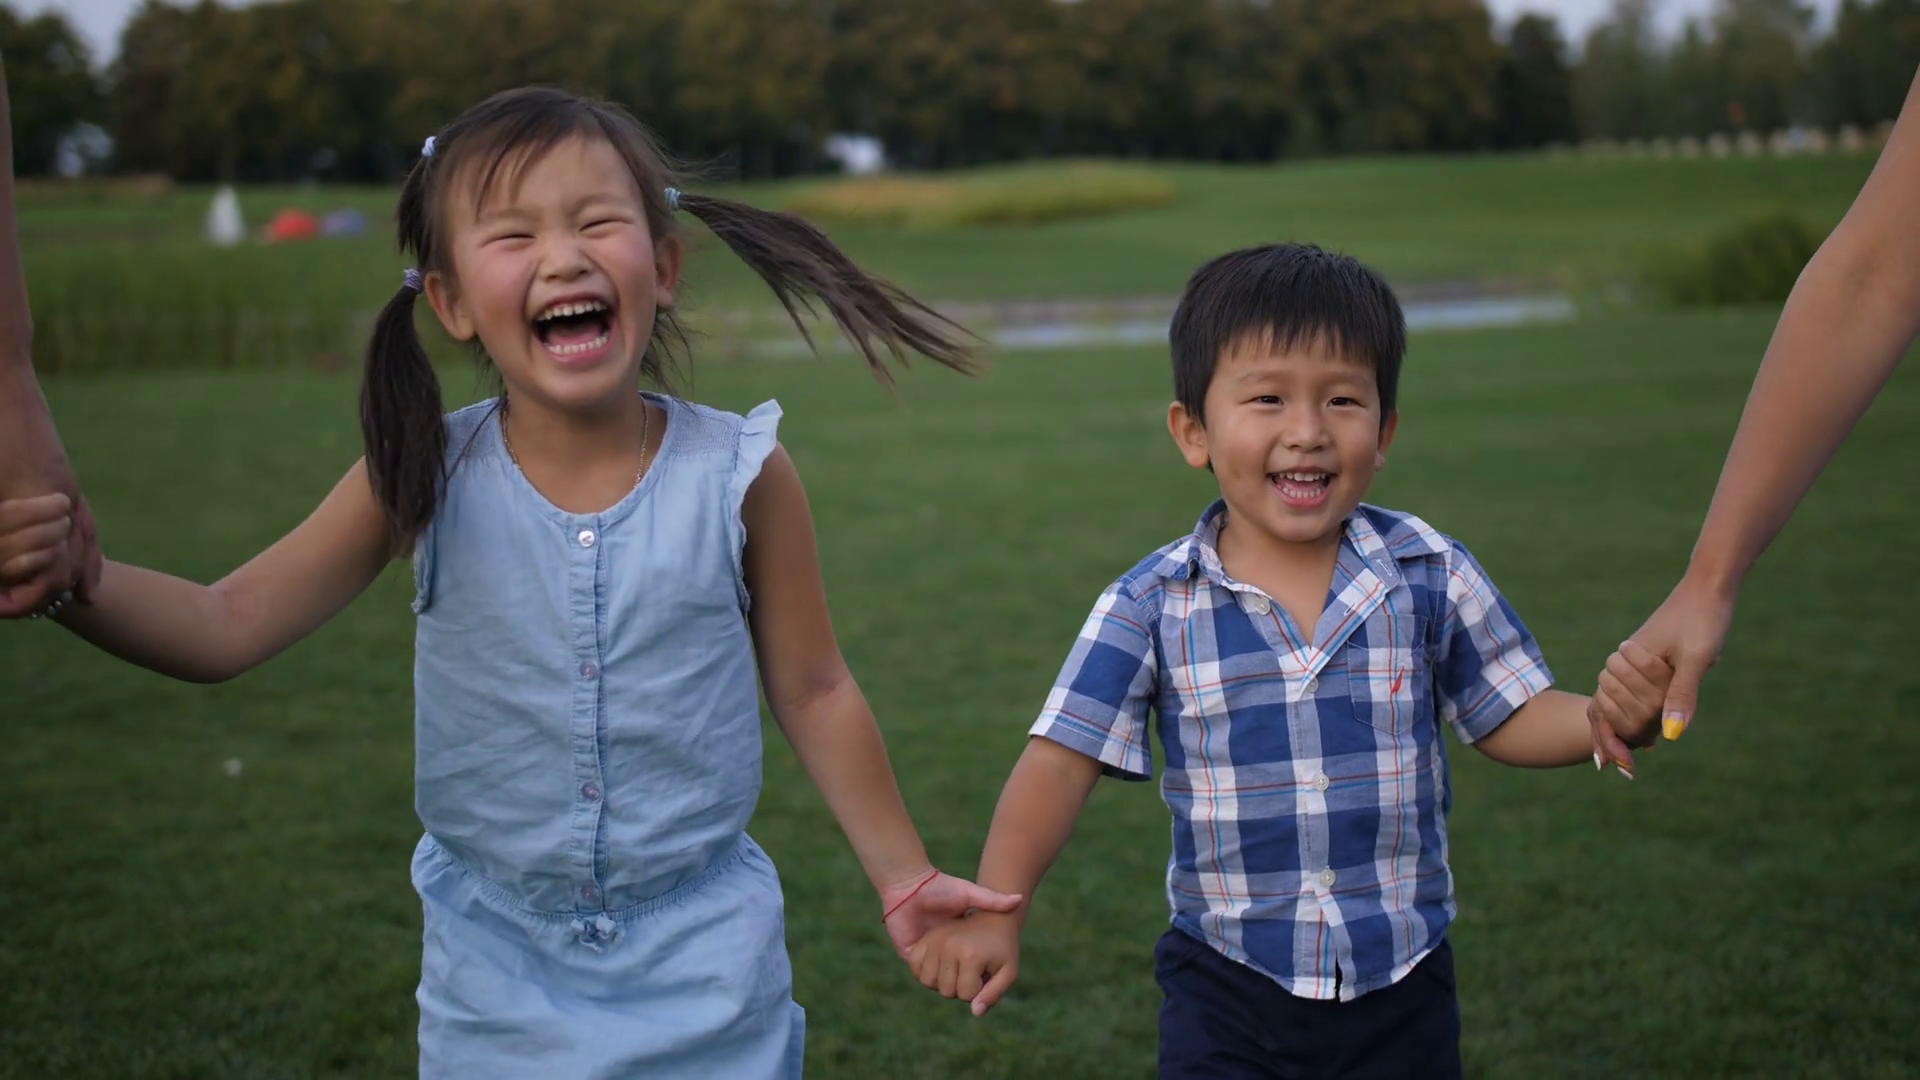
361,86,978,551
1169,243,1405,425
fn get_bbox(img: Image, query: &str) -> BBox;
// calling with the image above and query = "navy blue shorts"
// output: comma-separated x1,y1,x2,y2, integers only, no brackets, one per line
1154,928,1461,1079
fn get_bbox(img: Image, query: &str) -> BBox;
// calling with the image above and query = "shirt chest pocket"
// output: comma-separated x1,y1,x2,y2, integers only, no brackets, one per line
1344,614,1436,737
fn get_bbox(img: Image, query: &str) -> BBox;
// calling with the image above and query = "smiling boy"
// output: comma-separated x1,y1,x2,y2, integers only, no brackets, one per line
909,244,1666,1078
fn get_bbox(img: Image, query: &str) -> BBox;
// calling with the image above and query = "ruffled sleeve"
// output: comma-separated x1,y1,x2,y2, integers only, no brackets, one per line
726,400,784,611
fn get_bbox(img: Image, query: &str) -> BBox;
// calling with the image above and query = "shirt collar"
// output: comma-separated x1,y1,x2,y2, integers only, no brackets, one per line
1166,499,1447,587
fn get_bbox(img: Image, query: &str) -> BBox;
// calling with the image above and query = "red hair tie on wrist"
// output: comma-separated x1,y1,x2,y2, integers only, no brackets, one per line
881,868,941,922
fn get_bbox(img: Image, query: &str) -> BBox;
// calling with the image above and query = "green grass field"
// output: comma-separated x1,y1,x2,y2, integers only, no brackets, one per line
4,310,1917,1078
16,152,1880,374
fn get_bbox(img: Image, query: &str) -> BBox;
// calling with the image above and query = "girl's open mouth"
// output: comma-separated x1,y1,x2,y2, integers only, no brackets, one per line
533,299,613,357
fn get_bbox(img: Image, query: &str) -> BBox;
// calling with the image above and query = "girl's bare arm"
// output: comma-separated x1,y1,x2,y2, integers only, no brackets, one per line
54,460,395,683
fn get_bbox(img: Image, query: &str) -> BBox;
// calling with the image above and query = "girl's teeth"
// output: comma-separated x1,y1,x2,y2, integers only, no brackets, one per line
547,333,610,356
538,300,606,320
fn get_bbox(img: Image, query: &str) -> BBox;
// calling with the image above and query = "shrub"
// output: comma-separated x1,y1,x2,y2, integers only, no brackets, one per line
783,162,1176,229
1645,210,1826,307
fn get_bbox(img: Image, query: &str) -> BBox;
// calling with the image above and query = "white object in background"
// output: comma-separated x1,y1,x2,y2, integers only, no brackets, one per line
824,133,886,176
206,185,245,247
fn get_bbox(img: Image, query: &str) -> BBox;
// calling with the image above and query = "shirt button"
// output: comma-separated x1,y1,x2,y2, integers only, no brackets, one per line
577,529,596,548
580,662,597,679
1249,596,1272,615
1320,868,1336,888
581,884,598,902
1304,677,1320,694
1314,772,1330,792
582,782,600,801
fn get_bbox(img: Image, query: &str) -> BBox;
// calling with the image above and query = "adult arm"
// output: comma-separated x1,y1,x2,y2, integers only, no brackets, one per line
0,53,101,615
1634,70,1920,738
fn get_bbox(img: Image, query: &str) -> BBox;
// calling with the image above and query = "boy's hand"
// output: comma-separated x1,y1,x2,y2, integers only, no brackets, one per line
879,868,1022,959
1588,640,1673,775
0,493,76,605
907,911,1022,1016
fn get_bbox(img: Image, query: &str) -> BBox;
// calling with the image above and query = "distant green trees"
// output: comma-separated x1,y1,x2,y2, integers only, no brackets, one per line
1575,0,1919,139
2,0,1915,180
1,6,101,175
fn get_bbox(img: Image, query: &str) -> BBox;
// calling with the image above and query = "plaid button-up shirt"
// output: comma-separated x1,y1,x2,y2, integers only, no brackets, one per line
1031,500,1553,1001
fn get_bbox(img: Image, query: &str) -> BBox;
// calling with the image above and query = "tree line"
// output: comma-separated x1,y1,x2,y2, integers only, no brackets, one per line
1,0,1915,182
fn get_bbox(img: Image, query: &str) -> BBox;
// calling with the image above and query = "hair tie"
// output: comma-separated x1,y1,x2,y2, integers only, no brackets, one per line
665,187,681,212
402,268,423,293
421,135,437,159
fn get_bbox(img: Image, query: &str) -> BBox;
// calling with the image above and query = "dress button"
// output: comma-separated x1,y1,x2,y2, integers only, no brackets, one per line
583,782,600,801
1319,868,1336,888
581,662,597,679
578,529,596,548
582,884,598,902
1314,772,1330,792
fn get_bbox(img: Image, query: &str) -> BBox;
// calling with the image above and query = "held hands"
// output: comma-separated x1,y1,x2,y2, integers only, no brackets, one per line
1589,574,1739,778
907,911,1022,1017
1587,639,1674,778
0,442,100,618
879,867,1021,961
1624,574,1737,743
0,493,81,616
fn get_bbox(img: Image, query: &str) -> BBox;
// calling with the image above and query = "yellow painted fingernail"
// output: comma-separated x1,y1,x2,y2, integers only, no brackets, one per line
1662,713,1687,741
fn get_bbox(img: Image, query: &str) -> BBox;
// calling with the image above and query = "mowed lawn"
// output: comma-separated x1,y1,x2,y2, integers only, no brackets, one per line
3,310,1916,1078
17,152,1880,368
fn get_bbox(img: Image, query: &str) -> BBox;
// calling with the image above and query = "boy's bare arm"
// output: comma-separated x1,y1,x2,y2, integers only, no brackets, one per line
974,736,1105,914
1480,659,1666,773
1474,689,1605,768
909,737,1103,1015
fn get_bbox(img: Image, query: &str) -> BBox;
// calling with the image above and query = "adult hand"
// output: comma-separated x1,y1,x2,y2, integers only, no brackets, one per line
0,370,101,616
1624,573,1739,743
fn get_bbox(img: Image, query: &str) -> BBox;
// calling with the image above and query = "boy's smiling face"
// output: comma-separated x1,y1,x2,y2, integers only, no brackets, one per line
1169,333,1397,550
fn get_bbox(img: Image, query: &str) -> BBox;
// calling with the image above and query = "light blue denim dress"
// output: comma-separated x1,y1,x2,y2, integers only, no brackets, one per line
406,392,803,1078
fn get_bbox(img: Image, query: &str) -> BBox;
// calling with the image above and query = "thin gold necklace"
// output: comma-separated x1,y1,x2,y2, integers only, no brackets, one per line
499,397,651,488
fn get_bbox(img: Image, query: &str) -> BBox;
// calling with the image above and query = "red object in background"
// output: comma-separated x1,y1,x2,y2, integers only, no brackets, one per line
265,208,320,243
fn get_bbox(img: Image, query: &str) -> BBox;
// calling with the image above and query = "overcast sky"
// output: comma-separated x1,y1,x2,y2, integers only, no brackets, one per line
10,0,1846,64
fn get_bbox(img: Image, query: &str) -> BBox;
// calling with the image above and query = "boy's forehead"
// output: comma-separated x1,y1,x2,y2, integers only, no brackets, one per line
1217,328,1374,375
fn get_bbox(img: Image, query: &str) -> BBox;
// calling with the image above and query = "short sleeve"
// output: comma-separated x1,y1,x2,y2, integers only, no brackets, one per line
411,401,494,615
1028,583,1160,781
727,400,784,611
1434,541,1554,744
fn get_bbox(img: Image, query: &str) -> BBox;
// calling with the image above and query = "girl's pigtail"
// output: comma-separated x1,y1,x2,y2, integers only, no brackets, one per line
358,274,446,552
676,193,980,382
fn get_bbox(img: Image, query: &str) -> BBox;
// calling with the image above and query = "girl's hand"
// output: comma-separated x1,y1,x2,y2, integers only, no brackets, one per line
879,868,1022,959
0,493,77,606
